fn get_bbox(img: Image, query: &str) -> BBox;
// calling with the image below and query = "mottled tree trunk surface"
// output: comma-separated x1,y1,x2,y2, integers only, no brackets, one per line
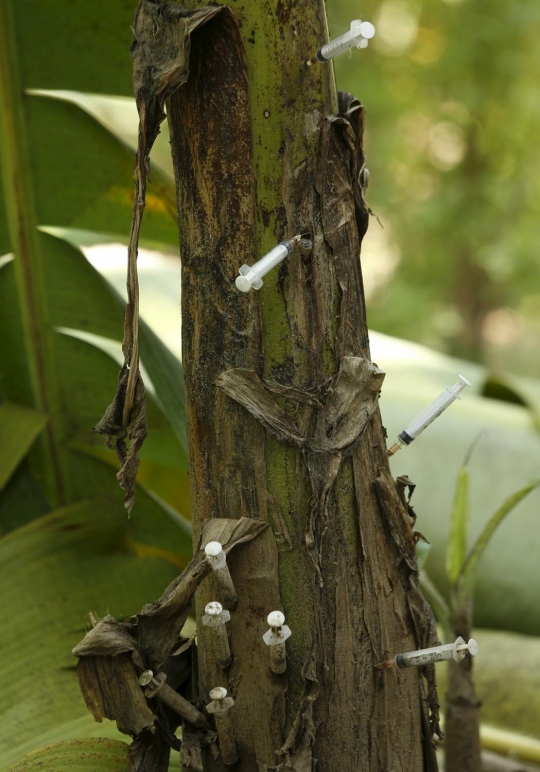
166,2,441,770
445,607,482,772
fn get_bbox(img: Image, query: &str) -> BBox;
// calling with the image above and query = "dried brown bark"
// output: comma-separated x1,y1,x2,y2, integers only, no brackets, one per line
73,518,267,772
445,606,482,772
161,3,441,771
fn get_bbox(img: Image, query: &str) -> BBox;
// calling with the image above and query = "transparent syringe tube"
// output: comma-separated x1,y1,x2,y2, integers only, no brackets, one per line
395,637,479,669
307,20,375,65
387,374,471,456
235,235,303,293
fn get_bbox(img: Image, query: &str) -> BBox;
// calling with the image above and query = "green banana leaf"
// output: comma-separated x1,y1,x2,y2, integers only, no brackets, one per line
27,91,174,182
4,739,129,772
0,500,177,770
0,3,194,765
445,465,470,586
0,402,47,490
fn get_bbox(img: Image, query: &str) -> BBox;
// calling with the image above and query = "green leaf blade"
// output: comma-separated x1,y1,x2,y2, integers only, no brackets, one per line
4,738,129,772
446,466,470,586
0,499,177,769
0,402,47,490
460,480,540,591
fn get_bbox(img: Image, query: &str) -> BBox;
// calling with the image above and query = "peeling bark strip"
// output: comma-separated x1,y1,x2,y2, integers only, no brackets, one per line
374,469,442,743
316,92,372,359
216,357,384,454
74,518,266,772
217,357,385,577
93,1,225,511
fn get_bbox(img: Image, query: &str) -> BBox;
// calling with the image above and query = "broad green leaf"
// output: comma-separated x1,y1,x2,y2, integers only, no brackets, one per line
459,480,540,592
4,738,129,772
24,93,177,246
0,234,187,472
4,716,126,770
51,332,184,469
74,446,192,530
0,499,177,769
0,0,183,510
41,226,179,256
66,452,192,563
419,569,451,640
0,461,51,535
0,402,47,490
40,230,186,451
484,372,540,433
446,466,470,586
10,2,135,97
28,90,174,181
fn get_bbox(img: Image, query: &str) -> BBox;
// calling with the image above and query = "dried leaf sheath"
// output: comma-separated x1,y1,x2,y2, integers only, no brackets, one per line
74,518,267,772
93,1,225,511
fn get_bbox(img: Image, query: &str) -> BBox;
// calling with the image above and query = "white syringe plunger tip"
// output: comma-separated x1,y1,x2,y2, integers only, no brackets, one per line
467,638,479,657
360,21,375,38
235,275,253,293
209,687,228,701
205,601,223,616
267,611,285,628
458,374,472,388
205,541,223,558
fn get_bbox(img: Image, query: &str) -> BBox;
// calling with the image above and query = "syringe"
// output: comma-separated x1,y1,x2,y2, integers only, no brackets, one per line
306,19,376,67
387,375,471,456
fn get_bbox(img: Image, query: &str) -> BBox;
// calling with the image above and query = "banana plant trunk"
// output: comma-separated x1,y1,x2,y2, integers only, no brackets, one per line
164,1,441,769
445,601,482,772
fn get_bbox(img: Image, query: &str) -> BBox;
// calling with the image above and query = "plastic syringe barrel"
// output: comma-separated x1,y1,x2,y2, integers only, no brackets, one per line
399,375,471,444
317,28,362,61
395,637,478,668
251,241,291,278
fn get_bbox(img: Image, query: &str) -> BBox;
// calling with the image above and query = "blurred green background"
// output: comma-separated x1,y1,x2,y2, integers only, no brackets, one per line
330,0,540,373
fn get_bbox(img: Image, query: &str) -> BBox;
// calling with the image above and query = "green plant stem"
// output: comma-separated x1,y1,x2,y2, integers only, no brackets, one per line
0,0,70,506
458,480,540,595
420,569,452,641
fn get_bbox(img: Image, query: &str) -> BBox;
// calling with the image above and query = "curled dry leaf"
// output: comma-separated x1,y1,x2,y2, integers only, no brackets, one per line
73,517,267,771
217,356,385,579
93,1,226,512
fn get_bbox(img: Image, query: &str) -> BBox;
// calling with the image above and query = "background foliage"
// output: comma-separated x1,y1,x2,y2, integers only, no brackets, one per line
330,0,540,372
